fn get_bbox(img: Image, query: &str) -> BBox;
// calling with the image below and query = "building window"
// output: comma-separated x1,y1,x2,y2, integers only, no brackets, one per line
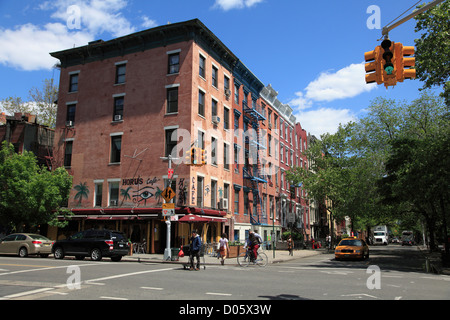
197,176,204,207
211,180,217,209
234,189,240,214
234,144,240,173
113,96,124,121
234,84,240,104
224,75,230,92
69,74,78,92
115,64,126,84
66,104,76,125
198,130,205,149
212,65,218,88
109,181,119,206
224,143,230,170
224,107,230,130
212,98,218,118
165,128,177,157
168,53,180,74
64,141,73,167
110,135,122,163
199,54,206,79
167,87,178,113
211,137,217,166
198,90,205,116
94,182,103,207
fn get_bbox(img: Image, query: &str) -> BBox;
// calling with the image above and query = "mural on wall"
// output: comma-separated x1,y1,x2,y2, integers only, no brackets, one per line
71,176,189,208
121,176,162,206
176,178,187,207
73,182,89,206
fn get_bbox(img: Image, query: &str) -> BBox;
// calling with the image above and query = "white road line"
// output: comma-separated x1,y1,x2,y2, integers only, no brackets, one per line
100,296,128,300
1,288,54,299
141,287,164,291
206,292,233,297
85,267,175,283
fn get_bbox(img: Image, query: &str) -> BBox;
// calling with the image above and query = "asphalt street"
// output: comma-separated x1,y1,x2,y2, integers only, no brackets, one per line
0,245,448,303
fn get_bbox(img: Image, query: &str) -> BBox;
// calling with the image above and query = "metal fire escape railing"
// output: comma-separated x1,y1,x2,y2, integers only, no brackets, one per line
243,100,267,225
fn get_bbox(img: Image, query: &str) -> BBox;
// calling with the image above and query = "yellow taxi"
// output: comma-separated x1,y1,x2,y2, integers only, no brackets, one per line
335,237,369,260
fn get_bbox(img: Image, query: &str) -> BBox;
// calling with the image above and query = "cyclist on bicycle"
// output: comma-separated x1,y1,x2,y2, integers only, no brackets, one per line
247,230,262,262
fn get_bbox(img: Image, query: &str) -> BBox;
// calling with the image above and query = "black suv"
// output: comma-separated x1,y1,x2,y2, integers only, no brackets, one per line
52,229,130,262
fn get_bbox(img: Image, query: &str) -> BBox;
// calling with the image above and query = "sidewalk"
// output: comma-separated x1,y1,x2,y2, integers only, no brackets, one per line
122,248,325,265
417,245,450,275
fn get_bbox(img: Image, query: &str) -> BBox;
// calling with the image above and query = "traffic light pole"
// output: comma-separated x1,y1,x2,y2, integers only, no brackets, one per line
381,0,445,39
160,154,179,261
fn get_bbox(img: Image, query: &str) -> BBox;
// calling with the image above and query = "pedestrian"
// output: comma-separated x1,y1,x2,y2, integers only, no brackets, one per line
189,230,202,271
218,233,229,265
287,235,293,256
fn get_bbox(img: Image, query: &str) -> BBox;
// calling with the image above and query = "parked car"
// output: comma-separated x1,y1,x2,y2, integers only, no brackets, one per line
52,229,129,262
0,233,54,258
335,237,369,260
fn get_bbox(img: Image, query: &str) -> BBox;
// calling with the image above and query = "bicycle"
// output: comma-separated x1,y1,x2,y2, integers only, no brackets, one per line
237,247,268,267
133,241,147,254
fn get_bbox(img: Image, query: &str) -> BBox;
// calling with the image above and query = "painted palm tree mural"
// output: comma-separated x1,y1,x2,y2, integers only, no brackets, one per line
74,182,89,206
120,186,133,205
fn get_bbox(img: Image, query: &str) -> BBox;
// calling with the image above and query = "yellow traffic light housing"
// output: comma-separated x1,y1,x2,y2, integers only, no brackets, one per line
364,46,383,85
185,146,198,166
200,149,207,165
394,43,416,82
381,39,397,88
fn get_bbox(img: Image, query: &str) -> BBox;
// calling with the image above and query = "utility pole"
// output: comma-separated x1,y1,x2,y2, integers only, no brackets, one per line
160,154,179,261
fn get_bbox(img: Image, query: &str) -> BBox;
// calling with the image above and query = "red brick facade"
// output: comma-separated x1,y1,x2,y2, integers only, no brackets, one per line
50,19,312,252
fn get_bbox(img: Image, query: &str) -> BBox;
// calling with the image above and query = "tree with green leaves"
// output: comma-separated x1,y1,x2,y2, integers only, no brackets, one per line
0,141,73,232
287,91,448,249
414,0,450,105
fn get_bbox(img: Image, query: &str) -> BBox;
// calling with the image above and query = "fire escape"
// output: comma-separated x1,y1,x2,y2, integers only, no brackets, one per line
243,99,267,225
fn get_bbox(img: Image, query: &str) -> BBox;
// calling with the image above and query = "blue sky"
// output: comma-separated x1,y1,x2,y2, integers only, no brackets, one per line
0,0,443,137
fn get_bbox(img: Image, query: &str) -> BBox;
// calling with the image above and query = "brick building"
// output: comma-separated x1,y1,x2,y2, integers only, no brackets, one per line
49,19,310,252
0,112,54,169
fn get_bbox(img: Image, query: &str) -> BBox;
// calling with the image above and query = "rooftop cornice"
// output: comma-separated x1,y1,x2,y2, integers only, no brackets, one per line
51,19,239,70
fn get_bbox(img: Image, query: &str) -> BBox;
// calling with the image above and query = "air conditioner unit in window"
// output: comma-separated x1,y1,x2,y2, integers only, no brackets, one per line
65,121,73,127
224,89,231,98
212,116,221,124
219,198,228,210
114,114,123,121
110,200,118,206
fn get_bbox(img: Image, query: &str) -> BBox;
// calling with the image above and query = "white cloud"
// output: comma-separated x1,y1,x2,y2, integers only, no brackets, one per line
141,16,158,29
288,62,376,137
305,63,376,102
43,0,136,37
295,108,356,138
0,0,152,71
213,0,264,11
0,23,92,71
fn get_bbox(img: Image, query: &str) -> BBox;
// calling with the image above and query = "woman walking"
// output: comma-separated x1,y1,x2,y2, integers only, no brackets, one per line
218,233,229,265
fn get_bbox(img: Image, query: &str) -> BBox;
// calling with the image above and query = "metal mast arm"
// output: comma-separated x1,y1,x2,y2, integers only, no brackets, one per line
382,0,446,38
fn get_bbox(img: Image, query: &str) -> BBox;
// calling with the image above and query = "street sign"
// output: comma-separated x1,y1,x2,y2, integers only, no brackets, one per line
161,187,176,203
162,203,175,209
163,208,175,216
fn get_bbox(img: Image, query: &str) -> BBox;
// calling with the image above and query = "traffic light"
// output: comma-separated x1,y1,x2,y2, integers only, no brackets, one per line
200,149,207,165
394,43,416,82
364,46,383,85
185,146,199,166
381,39,397,87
